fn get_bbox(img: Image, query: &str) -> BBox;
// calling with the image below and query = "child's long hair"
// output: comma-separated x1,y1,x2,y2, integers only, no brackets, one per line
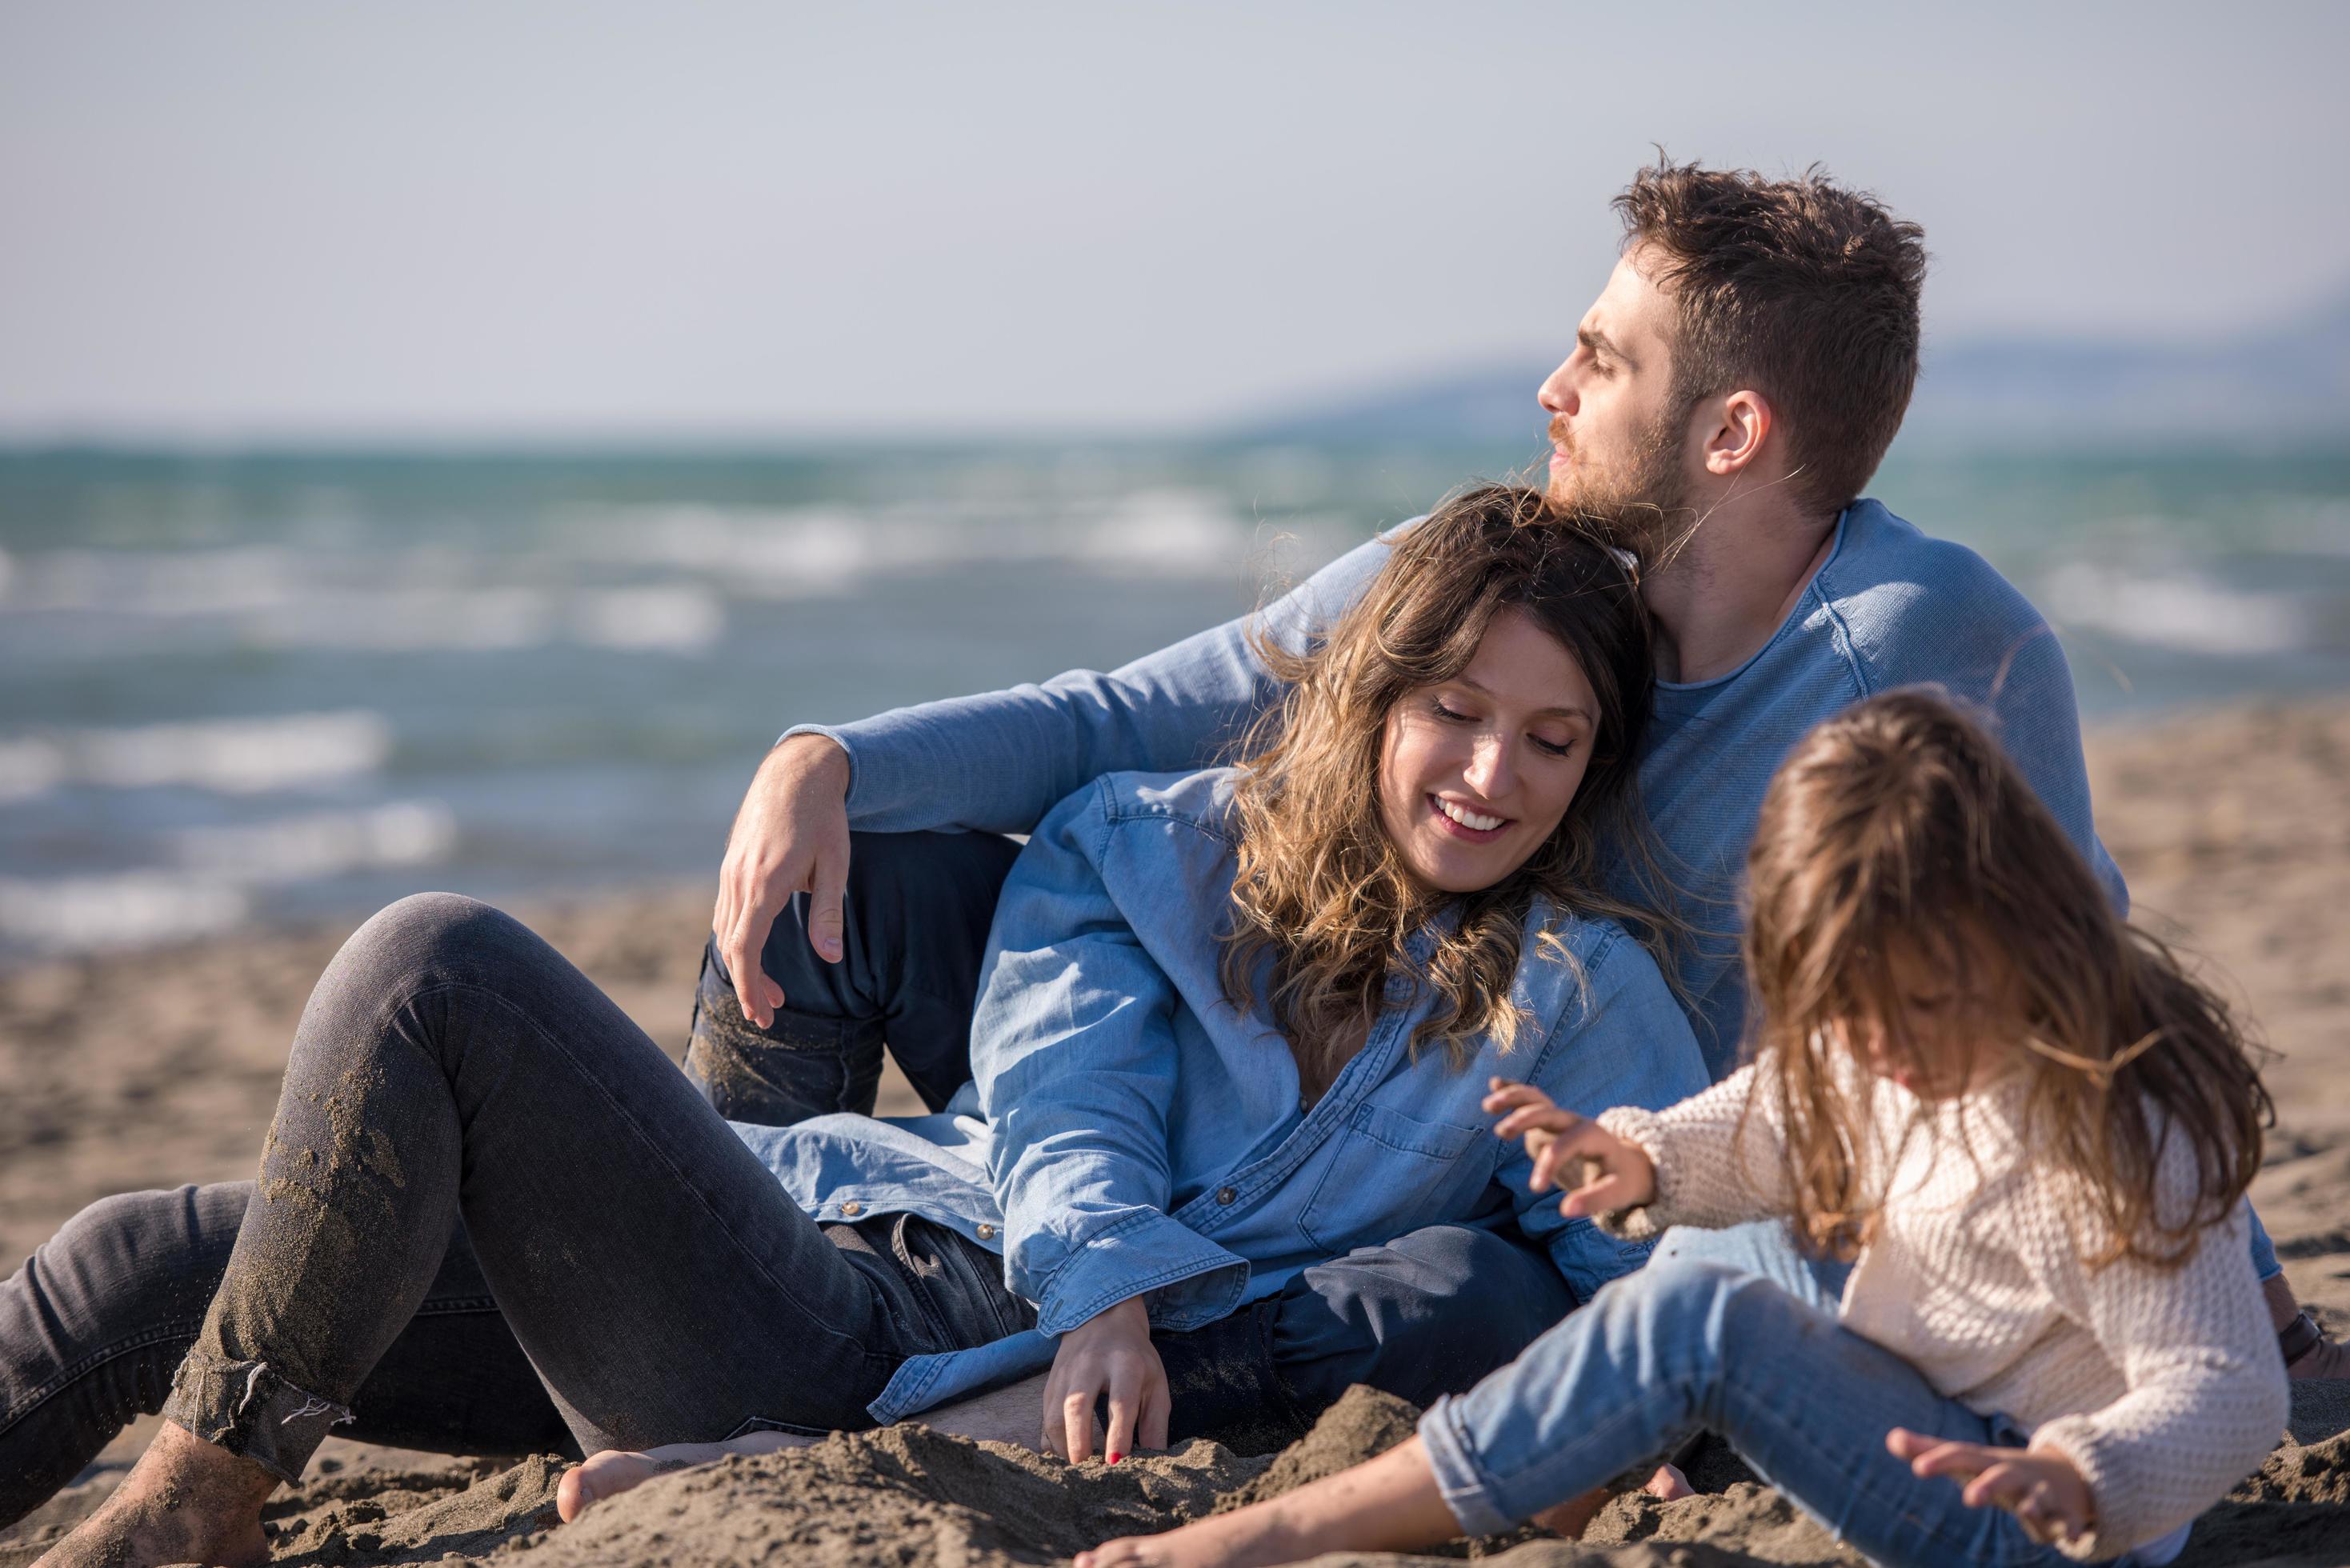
1744,688,2270,1266
1219,485,1667,1090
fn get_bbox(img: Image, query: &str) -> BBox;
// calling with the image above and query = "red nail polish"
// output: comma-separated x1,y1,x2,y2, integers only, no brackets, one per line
1107,1452,1122,1464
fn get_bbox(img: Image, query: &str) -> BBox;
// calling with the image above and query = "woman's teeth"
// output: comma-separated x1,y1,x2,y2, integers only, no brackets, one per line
1435,798,1504,832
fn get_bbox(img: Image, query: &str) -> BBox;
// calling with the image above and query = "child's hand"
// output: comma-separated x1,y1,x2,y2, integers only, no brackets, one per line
1483,1078,1656,1218
1884,1429,2093,1547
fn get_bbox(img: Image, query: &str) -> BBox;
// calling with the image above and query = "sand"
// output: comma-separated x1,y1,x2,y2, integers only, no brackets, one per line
5,700,2350,1566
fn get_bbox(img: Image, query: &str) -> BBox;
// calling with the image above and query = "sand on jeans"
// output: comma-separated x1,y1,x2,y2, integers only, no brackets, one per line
5,702,2350,1567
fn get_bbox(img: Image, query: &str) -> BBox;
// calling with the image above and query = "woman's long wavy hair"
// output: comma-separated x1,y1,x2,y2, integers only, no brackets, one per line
1743,688,2271,1267
1218,485,1666,1093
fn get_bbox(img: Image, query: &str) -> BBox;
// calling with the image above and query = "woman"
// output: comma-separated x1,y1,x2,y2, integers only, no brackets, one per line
38,486,1707,1568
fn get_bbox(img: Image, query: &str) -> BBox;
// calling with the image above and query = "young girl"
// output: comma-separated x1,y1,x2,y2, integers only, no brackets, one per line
1081,688,2286,1568
42,486,1711,1568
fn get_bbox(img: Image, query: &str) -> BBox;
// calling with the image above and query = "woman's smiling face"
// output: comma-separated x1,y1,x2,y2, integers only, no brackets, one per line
1375,606,1601,895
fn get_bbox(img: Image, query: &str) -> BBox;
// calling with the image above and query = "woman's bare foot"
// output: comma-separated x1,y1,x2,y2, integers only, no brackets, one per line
33,1419,277,1568
557,1377,1060,1527
556,1431,816,1522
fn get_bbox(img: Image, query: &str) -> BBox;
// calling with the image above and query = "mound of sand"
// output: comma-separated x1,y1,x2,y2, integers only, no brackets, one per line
10,1383,2350,1568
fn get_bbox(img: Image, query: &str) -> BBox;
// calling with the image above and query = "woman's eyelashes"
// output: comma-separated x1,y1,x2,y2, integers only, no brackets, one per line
1423,696,1576,758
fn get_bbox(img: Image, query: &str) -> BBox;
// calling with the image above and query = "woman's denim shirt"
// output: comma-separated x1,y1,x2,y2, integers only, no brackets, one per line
730,767,1708,1424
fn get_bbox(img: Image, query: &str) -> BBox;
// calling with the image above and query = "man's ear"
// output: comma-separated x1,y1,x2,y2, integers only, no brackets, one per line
1701,388,1774,478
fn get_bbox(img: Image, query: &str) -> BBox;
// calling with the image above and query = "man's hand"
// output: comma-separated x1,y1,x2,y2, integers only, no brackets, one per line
713,734,851,1029
1885,1430,2093,1548
1042,1296,1170,1465
1483,1078,1656,1218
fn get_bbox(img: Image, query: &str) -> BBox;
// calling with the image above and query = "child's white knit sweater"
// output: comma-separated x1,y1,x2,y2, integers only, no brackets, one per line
1595,1062,2288,1562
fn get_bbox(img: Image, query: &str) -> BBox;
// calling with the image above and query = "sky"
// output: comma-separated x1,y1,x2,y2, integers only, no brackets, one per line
2,0,2344,441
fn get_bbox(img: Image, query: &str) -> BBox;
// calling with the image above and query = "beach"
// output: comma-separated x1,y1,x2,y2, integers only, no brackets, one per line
5,698,2349,1567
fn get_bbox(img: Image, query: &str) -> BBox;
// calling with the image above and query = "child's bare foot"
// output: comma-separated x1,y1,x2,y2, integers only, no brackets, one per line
33,1419,276,1568
1529,1486,1609,1538
1646,1461,1695,1501
556,1431,816,1522
1529,1462,1691,1538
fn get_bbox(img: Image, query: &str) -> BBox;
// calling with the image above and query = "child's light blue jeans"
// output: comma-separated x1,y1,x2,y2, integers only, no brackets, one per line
1419,1221,2194,1568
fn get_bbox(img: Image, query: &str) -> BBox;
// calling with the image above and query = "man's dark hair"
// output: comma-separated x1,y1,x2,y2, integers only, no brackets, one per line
1615,158,1927,518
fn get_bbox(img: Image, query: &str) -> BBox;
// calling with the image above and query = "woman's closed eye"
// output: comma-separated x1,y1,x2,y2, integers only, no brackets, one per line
1427,698,1577,759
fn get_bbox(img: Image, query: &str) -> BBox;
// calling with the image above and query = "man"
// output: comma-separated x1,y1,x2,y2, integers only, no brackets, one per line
695,158,2330,1402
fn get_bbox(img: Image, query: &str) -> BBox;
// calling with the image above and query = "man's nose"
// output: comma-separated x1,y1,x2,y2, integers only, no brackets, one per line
1538,362,1578,418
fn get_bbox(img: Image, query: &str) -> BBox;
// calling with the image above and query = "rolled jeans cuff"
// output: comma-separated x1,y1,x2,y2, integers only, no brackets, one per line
158,1347,352,1486
1416,1394,1516,1538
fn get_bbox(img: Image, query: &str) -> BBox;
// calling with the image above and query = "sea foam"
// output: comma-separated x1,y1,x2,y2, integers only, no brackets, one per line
0,710,394,806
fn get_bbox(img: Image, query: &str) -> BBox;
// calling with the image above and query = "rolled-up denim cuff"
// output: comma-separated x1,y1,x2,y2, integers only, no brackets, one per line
158,1348,352,1486
1416,1394,1517,1538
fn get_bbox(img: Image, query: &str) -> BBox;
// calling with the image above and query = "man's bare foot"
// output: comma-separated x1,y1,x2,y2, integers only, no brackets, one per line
1529,1462,1691,1538
557,1431,815,1522
33,1419,276,1568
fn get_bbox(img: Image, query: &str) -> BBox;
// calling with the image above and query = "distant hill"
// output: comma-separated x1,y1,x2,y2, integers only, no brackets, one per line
1233,286,2350,448
1908,289,2350,442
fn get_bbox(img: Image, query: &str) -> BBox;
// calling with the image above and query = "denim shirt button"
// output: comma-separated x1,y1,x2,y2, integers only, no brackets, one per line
976,1222,996,1239
1215,1186,1236,1206
840,1200,863,1218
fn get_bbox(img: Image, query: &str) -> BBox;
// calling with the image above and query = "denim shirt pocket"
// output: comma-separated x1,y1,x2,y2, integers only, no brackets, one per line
1295,1101,1494,1255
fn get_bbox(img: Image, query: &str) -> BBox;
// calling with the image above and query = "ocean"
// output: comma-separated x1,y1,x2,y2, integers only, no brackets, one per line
1,438,2344,962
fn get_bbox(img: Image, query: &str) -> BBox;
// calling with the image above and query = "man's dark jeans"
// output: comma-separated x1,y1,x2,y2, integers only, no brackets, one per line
686,829,1027,1121
0,835,1575,1526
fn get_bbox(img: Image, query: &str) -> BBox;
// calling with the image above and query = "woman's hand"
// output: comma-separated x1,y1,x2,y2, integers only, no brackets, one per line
1043,1295,1170,1464
1884,1430,2094,1547
1483,1078,1656,1218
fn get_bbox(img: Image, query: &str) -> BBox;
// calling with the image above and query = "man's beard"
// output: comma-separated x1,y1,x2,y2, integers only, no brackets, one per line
1546,406,1695,564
